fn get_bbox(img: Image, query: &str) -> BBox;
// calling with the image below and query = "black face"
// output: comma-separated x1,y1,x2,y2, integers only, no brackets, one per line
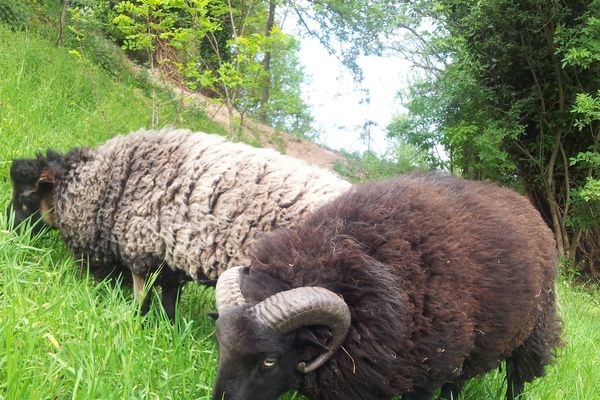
212,309,326,400
8,158,48,233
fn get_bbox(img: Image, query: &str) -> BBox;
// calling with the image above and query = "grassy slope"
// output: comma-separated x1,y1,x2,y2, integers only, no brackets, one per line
0,25,599,400
0,23,226,399
0,23,225,159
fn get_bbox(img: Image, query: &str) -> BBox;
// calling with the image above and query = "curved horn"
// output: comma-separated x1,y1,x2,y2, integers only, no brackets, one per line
215,266,248,312
252,286,351,374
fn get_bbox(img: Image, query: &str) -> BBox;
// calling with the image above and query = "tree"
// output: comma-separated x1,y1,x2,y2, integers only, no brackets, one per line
290,0,405,77
558,4,600,276
111,0,314,136
334,143,430,183
360,120,377,153
256,32,314,137
112,0,220,126
57,0,68,45
392,0,600,273
258,0,276,122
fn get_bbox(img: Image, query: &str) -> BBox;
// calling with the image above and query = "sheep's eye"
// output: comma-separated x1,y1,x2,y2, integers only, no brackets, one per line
262,358,277,368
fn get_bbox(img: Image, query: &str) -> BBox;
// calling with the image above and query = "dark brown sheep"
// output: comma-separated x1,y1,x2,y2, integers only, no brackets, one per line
212,173,562,400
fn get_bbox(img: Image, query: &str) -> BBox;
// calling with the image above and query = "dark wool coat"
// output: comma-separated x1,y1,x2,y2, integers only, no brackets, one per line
248,174,561,399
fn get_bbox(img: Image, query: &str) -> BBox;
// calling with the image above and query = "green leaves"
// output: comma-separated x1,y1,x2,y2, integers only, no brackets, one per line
109,0,314,136
113,0,204,52
570,151,600,205
0,0,30,30
556,3,600,70
572,92,600,130
580,177,600,202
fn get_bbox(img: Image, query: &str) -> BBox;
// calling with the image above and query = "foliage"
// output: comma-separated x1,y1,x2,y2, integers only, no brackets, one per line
394,0,600,273
389,53,523,187
221,30,290,125
554,1,600,272
110,0,314,136
264,35,314,138
229,30,314,137
112,0,214,77
570,151,600,201
566,91,600,237
64,10,131,79
111,0,224,127
334,141,430,183
556,5,600,70
290,0,405,79
0,0,30,30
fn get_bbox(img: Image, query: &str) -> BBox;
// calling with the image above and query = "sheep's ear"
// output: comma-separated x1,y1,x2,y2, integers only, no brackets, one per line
37,168,56,192
46,149,63,162
208,311,219,320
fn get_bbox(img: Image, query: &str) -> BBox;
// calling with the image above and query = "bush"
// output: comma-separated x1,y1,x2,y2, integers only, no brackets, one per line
334,147,430,183
0,0,31,30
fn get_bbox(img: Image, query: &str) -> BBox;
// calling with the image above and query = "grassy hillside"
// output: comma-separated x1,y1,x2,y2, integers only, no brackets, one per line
1,23,599,400
0,24,225,160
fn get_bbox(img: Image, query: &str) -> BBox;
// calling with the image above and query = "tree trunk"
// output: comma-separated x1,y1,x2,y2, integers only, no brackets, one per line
56,0,68,46
258,0,276,123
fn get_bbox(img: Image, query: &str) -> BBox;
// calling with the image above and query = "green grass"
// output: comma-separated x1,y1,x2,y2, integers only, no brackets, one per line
453,279,600,400
0,20,599,400
0,224,219,399
1,222,599,400
0,23,226,162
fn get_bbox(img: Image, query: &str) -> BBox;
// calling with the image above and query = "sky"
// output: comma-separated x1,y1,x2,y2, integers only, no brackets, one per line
295,34,413,155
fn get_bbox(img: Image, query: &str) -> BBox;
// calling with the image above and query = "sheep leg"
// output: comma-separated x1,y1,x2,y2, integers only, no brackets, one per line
132,271,145,303
505,356,524,400
161,282,182,322
505,300,561,400
132,271,152,316
402,387,434,400
198,279,218,287
440,382,462,399
140,288,153,316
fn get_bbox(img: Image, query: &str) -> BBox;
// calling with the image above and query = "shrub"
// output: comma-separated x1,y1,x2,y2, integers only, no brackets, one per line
0,0,31,30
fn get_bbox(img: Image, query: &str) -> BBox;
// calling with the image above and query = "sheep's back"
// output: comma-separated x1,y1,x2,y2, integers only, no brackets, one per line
56,128,350,280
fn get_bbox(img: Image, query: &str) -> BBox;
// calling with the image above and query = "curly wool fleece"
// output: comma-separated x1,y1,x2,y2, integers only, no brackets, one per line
54,128,351,280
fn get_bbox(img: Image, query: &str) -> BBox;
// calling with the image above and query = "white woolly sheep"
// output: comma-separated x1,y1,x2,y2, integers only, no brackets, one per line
8,128,351,320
